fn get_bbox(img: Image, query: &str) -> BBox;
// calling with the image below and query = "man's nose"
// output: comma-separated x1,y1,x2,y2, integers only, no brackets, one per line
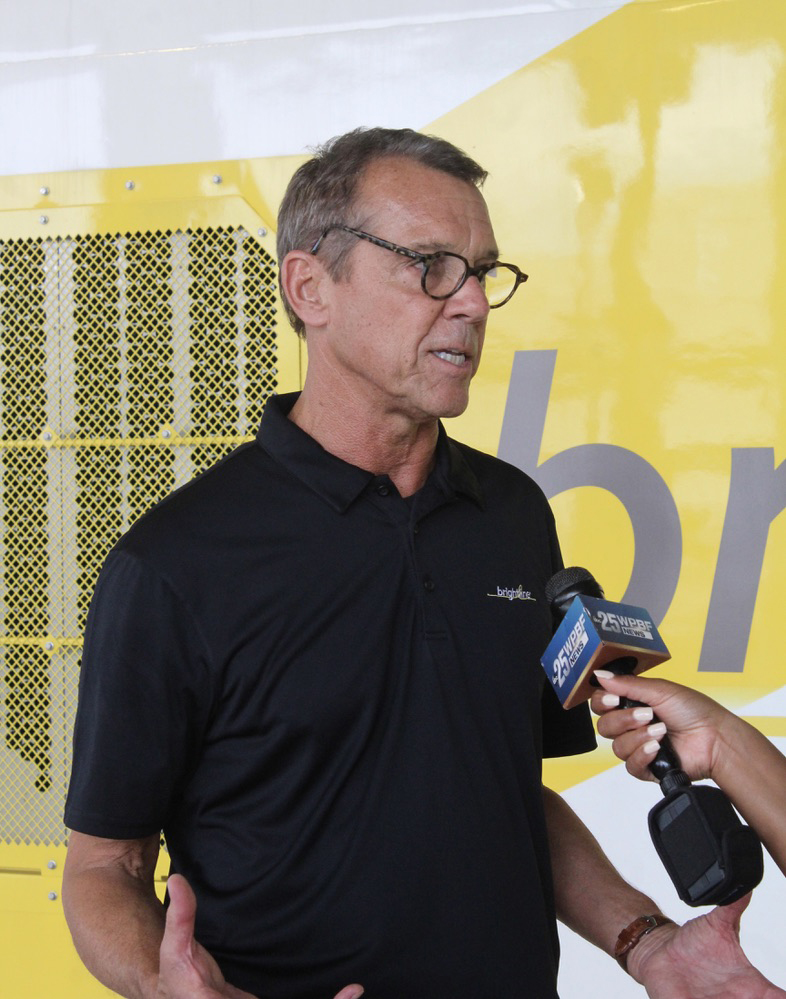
443,274,491,320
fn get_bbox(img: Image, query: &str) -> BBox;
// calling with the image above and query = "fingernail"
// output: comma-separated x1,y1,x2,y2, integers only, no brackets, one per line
643,740,660,755
632,707,654,723
647,722,667,738
601,693,620,707
594,670,614,680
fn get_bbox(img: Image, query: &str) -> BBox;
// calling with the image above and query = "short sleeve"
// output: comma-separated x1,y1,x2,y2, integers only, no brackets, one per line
64,549,214,838
540,681,597,759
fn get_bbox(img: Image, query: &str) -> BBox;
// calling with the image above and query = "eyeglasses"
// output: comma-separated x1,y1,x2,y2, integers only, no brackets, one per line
310,225,528,308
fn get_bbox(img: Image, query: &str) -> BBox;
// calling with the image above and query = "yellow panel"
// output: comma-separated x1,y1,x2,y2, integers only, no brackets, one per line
428,0,786,787
0,155,304,997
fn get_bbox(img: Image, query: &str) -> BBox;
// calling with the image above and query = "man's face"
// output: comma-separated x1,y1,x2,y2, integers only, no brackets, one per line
318,156,497,425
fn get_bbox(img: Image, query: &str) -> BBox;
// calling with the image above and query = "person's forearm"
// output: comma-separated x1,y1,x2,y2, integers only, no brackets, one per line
64,864,164,998
543,786,666,956
712,713,786,877
62,836,164,999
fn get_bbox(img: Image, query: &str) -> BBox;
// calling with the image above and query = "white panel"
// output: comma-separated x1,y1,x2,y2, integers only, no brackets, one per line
740,685,786,716
558,744,786,994
0,0,624,174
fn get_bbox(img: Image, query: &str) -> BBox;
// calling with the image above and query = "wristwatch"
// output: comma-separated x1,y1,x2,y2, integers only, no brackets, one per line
614,913,675,972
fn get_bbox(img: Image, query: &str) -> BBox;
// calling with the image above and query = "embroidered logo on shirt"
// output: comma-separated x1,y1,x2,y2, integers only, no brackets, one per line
486,585,536,602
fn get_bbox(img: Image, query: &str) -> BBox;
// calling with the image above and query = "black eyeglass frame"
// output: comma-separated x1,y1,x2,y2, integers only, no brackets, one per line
310,224,528,308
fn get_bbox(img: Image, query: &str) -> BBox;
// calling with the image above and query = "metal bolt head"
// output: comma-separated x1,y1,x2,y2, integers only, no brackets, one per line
48,891,58,901
47,860,57,870
42,430,53,441
39,215,49,225
40,186,50,196
44,641,54,652
212,174,222,184
258,227,268,237
125,180,135,190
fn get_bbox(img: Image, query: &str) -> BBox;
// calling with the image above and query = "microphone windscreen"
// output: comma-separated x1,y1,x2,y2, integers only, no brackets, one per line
545,567,604,624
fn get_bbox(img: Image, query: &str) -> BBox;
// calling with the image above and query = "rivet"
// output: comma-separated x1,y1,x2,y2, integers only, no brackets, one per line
47,860,57,870
42,430,53,441
40,186,50,196
258,227,268,237
39,215,49,225
212,174,222,184
48,891,58,901
44,641,55,652
161,429,171,439
125,180,135,190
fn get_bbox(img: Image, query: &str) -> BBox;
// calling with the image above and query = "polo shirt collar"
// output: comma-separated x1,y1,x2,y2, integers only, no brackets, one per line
434,431,485,510
256,392,484,512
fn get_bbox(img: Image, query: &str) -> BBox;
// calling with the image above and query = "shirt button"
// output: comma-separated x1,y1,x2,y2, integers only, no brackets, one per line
423,577,435,592
376,483,390,496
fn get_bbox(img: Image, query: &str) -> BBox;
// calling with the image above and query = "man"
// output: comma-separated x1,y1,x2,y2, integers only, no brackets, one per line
62,127,783,999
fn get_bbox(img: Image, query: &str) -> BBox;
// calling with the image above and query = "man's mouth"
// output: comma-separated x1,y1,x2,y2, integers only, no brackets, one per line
433,349,469,367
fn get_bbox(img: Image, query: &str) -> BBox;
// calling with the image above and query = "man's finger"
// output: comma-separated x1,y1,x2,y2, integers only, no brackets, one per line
708,891,752,936
162,873,198,957
332,984,364,999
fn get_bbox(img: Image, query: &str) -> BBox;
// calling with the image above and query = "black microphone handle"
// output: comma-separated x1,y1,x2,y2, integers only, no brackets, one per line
600,656,688,790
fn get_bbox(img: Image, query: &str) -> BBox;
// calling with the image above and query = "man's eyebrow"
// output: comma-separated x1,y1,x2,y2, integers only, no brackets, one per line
409,239,500,260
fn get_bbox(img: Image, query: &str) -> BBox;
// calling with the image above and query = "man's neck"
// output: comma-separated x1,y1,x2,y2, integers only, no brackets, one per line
288,389,439,498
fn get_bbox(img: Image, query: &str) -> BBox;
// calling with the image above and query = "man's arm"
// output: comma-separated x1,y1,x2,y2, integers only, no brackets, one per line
542,786,660,955
63,832,364,999
62,831,261,999
62,831,165,999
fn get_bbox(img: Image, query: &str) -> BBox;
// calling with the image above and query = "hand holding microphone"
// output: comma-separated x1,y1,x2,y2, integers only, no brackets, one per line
541,567,764,907
591,672,724,786
593,670,786,881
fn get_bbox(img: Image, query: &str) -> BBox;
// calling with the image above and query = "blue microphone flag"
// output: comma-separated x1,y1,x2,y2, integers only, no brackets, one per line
541,595,670,709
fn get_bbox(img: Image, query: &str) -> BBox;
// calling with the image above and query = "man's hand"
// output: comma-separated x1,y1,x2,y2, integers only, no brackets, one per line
156,874,257,998
158,874,364,999
626,894,786,998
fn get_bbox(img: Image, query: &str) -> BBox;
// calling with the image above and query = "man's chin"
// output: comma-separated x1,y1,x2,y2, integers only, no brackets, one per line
433,393,471,421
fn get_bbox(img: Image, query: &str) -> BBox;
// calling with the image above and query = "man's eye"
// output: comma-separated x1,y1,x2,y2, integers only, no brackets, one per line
426,257,451,280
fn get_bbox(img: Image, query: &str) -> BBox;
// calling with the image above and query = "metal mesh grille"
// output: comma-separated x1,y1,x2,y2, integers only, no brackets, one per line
0,226,278,845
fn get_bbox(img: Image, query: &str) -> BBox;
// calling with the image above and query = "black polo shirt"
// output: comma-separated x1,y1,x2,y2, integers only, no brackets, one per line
66,392,595,999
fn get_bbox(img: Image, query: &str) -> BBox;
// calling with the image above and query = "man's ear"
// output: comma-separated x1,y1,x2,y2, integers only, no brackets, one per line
280,251,330,331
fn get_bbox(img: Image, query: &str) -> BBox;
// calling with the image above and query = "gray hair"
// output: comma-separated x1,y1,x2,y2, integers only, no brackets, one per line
276,126,488,337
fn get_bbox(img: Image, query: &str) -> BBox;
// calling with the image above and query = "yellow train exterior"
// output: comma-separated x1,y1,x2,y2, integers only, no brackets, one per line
1,0,785,995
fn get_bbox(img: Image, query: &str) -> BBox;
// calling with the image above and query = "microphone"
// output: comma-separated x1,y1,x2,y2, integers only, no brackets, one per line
542,566,682,785
542,567,763,907
541,569,670,712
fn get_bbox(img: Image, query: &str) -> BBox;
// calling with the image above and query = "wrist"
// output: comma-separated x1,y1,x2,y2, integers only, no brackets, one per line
614,913,675,977
140,970,162,999
711,708,757,788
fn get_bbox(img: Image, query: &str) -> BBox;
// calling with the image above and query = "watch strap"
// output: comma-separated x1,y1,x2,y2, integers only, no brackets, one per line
614,913,675,972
